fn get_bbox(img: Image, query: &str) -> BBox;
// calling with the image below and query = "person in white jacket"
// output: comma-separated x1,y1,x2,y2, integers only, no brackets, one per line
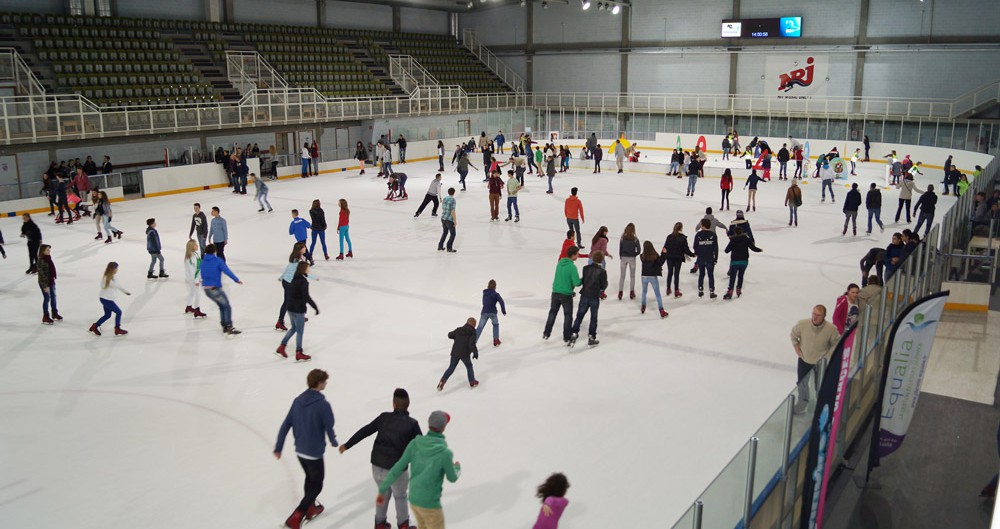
820,161,836,203
894,174,924,224
184,240,207,319
89,261,131,337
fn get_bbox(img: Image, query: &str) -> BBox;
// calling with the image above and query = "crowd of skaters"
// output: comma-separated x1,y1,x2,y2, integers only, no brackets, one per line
6,127,999,529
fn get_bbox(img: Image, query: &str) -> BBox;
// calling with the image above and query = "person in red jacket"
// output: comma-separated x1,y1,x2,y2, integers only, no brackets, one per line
793,147,804,179
832,283,860,333
336,199,353,260
564,187,585,248
309,140,320,176
720,168,733,211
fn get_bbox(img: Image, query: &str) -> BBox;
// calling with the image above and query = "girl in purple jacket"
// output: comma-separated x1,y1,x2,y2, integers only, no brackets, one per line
533,473,570,529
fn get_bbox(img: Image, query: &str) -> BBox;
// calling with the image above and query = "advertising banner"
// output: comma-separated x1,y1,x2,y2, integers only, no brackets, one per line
765,55,828,98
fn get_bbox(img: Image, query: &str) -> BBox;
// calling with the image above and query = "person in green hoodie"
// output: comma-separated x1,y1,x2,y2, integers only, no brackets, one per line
543,246,582,343
377,410,460,529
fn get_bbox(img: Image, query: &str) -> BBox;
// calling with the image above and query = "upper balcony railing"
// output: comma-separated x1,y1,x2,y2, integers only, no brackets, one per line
225,51,288,96
0,47,45,97
461,29,525,93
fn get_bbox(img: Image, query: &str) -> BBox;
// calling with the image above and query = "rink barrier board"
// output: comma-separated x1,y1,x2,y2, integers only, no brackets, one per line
2,191,126,217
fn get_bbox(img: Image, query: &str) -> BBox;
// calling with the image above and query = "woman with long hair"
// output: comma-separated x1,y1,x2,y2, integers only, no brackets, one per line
618,223,640,300
355,141,368,175
336,198,353,260
720,168,733,211
663,222,695,297
99,191,122,244
436,140,445,172
37,244,60,324
639,241,669,318
533,472,570,529
309,199,329,260
91,189,103,240
276,242,308,331
184,239,206,318
275,261,318,362
89,262,131,336
588,226,612,299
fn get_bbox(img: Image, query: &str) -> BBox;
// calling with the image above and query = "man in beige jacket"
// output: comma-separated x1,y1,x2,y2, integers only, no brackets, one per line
791,305,841,413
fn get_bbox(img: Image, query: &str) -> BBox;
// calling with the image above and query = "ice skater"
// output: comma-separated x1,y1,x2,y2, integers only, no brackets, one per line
289,209,313,265
618,223,640,300
99,191,123,244
913,184,937,238
843,183,862,236
88,261,131,337
720,169,733,210
414,173,443,218
208,206,227,261
200,244,243,335
505,170,522,222
438,188,458,253
895,174,922,224
564,188,585,248
785,179,802,227
275,261,318,362
544,246,582,342
686,155,703,197
308,199,329,260
20,213,42,274
189,202,207,252
476,279,506,347
865,183,884,235
744,170,766,211
533,473,570,529
663,222,695,297
183,240,206,318
571,250,607,347
273,369,338,529
37,244,61,324
145,218,168,279
437,317,480,390
276,243,309,331
722,226,763,300
253,173,273,212
639,241,669,318
338,388,423,529
693,219,719,298
335,199,353,260
820,162,836,203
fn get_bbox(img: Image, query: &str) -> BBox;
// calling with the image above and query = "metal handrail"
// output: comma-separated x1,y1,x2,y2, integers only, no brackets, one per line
461,30,525,93
0,47,45,96
225,50,289,96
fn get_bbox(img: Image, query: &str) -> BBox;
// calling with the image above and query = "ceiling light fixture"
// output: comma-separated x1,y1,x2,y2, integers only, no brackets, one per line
542,1,548,8
582,0,591,9
611,4,620,14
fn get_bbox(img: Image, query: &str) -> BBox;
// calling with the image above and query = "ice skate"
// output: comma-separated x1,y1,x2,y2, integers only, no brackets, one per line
630,290,636,299
335,254,344,260
588,336,599,346
304,503,324,521
346,251,353,258
736,288,742,298
147,272,157,279
640,304,646,314
158,271,169,278
275,320,288,331
659,309,669,318
567,333,578,348
104,236,112,244
275,344,288,358
493,338,501,347
674,290,682,298
185,306,194,314
284,510,304,529
52,312,62,321
723,289,734,300
295,349,311,362
618,290,623,300
94,232,103,240
698,289,704,298
192,308,207,318
469,380,479,388
324,253,330,260
114,326,128,336
42,315,53,325
89,324,101,336
710,291,718,299
437,380,445,391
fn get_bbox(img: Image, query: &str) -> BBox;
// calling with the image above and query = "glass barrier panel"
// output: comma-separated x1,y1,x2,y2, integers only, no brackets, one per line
669,504,697,529
752,397,791,501
697,441,751,529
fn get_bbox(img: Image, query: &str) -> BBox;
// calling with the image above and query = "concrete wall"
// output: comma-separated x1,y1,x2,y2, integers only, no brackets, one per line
534,54,620,93
118,0,203,20
325,0,392,31
400,7,448,35
0,0,63,14
629,54,729,95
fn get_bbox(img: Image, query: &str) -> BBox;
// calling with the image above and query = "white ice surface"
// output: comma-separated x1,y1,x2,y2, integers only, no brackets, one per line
0,155,958,528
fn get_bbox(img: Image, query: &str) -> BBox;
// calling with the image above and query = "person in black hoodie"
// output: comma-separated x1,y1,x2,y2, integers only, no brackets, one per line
662,222,696,297
859,247,885,286
54,176,73,224
571,251,608,346
339,388,422,529
593,144,603,174
777,144,790,180
20,213,42,274
913,185,937,237
842,182,863,236
639,241,669,318
693,218,719,298
438,318,479,391
723,226,763,300
309,199,330,261
276,261,319,362
618,222,640,300
865,182,884,235
727,210,755,244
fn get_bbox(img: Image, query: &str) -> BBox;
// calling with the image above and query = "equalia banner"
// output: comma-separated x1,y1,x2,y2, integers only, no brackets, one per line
866,291,950,478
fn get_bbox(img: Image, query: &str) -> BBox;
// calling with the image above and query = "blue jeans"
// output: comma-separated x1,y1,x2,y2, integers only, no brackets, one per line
566,218,582,247
867,208,883,233
641,276,663,309
148,252,164,274
543,293,574,341
438,220,456,250
687,174,698,194
282,311,306,350
41,283,57,316
506,197,519,218
95,297,121,327
256,187,271,210
697,261,715,292
789,206,798,224
571,295,600,337
310,230,328,257
669,162,679,174
821,180,834,201
103,216,118,236
204,287,232,328
301,158,309,178
728,263,748,290
441,356,475,383
914,211,933,237
476,312,499,341
547,175,554,193
338,226,352,254
458,168,468,189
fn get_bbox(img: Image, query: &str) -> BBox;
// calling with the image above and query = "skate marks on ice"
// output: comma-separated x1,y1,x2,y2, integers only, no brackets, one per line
0,479,41,508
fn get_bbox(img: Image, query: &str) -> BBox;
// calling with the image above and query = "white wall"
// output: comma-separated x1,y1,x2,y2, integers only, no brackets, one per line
142,159,259,197
736,52,856,98
740,0,860,39
399,7,447,35
459,4,527,47
863,50,1000,99
631,0,732,42
119,0,203,20
629,54,729,94
534,54,620,93
325,0,392,31
534,4,621,44
868,0,1000,38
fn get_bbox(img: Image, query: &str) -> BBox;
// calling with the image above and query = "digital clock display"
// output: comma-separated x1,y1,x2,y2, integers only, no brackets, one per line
721,17,801,38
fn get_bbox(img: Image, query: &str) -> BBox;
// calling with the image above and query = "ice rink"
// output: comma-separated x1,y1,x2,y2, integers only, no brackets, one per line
0,152,959,528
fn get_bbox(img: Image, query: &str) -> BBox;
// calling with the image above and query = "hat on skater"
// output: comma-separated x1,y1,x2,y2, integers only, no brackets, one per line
736,210,745,219
428,410,451,432
394,388,409,399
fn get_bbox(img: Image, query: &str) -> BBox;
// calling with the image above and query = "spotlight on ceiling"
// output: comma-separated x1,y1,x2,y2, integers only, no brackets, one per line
467,0,473,8
582,0,591,9
542,1,548,7
520,0,526,5
611,3,620,14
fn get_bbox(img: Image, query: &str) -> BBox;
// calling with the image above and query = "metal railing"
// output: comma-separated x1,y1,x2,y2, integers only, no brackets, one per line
0,48,45,96
668,157,999,529
0,172,124,202
388,55,442,95
461,29,525,93
225,51,288,96
952,80,1000,118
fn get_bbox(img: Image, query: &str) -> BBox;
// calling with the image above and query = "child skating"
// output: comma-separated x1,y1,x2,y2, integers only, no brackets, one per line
146,218,168,279
89,262,131,336
533,473,570,529
476,280,506,347
183,240,207,318
437,317,480,391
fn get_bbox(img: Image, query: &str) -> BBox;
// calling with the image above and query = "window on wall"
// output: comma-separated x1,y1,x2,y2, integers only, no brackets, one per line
97,0,112,17
69,0,83,16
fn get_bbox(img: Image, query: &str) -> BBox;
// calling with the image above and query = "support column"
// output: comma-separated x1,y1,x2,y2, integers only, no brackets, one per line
205,0,222,23
222,0,235,23
728,0,740,98
392,6,401,33
854,0,870,99
618,3,631,134
526,2,534,92
317,0,327,28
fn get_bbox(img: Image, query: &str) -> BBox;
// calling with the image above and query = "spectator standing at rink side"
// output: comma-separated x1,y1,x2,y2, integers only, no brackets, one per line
790,305,841,413
339,388,423,529
376,411,461,529
309,140,319,176
495,130,506,154
274,369,338,529
396,134,408,163
101,155,113,174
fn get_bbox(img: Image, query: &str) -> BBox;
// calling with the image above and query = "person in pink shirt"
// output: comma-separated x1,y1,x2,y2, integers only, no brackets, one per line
533,473,570,529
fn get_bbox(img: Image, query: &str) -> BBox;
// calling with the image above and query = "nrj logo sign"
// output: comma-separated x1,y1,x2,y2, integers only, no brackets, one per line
777,57,815,92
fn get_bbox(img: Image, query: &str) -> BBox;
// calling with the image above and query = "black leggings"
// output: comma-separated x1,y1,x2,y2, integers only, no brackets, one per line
895,199,911,223
665,260,682,291
296,457,325,514
721,189,731,209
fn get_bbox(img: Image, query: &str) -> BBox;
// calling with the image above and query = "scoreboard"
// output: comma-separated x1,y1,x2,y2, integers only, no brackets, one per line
721,17,802,39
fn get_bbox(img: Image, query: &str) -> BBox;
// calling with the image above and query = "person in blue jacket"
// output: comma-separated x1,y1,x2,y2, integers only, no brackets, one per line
494,130,505,154
200,244,243,335
475,279,507,347
145,218,167,279
274,369,338,529
883,233,905,279
289,209,314,265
